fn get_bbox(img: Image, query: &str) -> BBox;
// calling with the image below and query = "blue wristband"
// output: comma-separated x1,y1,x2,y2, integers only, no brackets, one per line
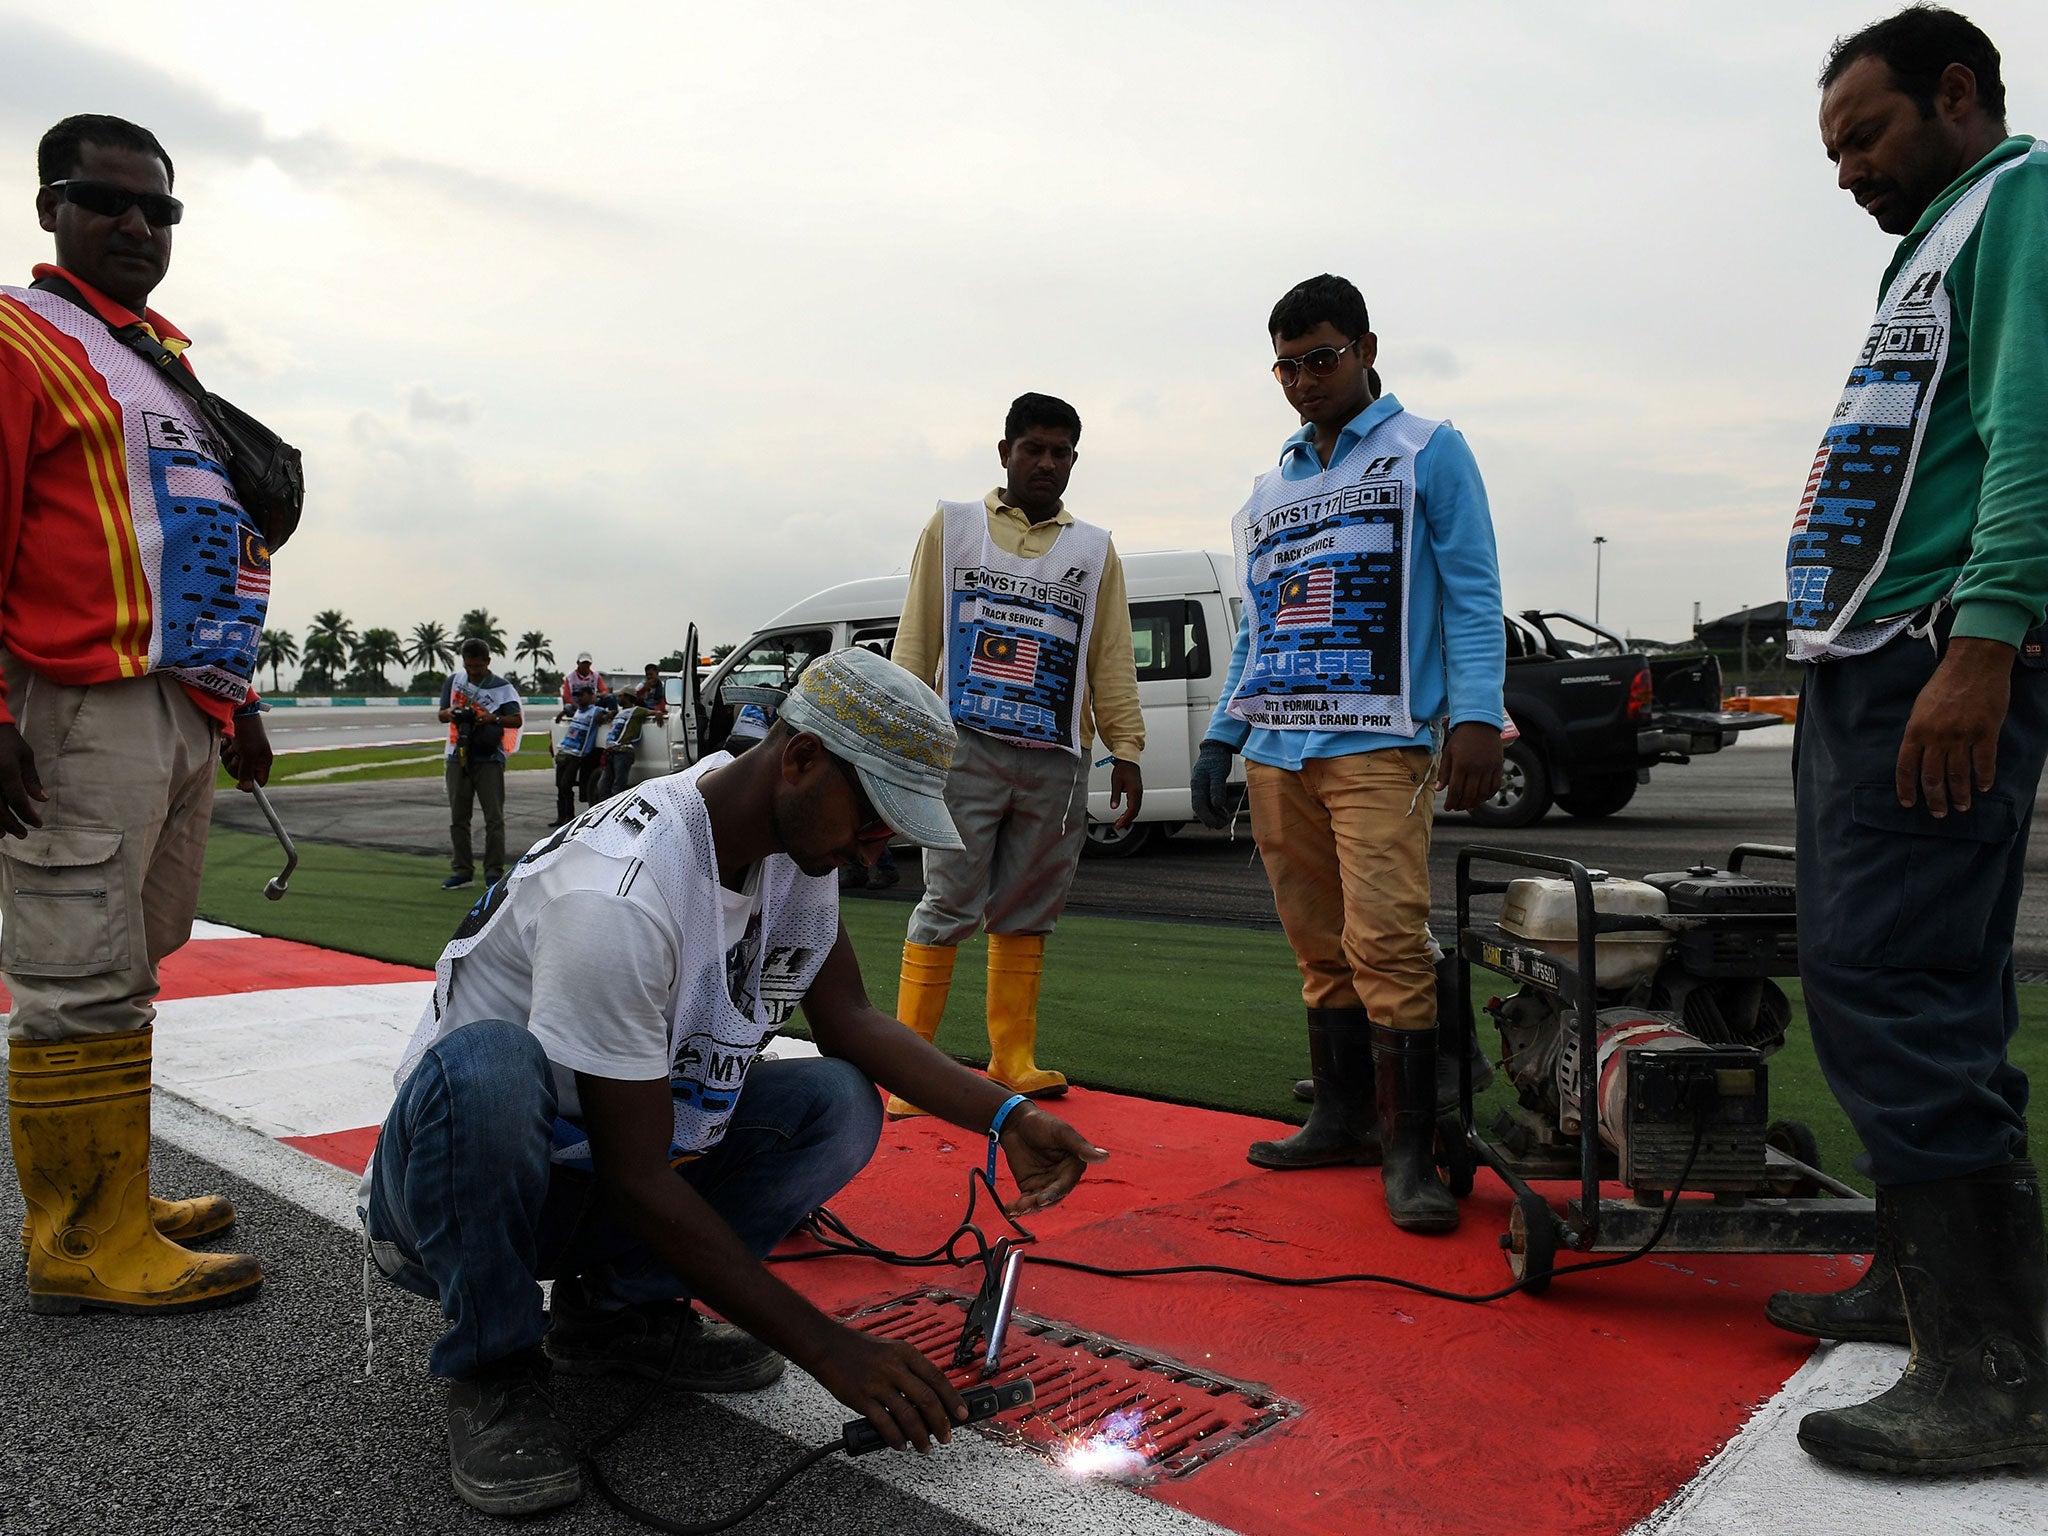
985,1093,1029,1188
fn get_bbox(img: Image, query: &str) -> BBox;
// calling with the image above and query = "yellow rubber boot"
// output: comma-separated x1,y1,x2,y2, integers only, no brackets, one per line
986,932,1067,1098
9,1029,264,1316
20,1194,236,1256
883,942,959,1120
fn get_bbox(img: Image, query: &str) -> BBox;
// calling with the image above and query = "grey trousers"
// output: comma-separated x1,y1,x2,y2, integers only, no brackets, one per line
446,758,507,882
907,728,1090,946
0,658,218,1041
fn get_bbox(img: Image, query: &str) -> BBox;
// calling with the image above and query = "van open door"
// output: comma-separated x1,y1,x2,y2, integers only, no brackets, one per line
661,623,704,769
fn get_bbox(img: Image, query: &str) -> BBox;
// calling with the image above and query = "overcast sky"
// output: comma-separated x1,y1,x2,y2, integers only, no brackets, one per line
5,0,2044,672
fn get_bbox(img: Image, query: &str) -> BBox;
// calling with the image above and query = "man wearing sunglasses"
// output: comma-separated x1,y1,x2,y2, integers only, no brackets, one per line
360,647,1107,1515
2,115,275,1318
1190,274,1505,1234
883,392,1145,1118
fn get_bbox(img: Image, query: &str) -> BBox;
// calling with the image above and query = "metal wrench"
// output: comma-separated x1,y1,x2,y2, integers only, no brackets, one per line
247,782,297,900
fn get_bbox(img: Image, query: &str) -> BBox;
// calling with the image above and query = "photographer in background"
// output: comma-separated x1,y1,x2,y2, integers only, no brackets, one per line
440,638,522,891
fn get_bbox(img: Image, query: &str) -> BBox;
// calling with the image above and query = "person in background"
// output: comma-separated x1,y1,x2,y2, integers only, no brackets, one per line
552,684,609,826
559,652,611,709
1763,7,2048,1477
440,639,523,891
640,663,668,719
884,392,1144,1116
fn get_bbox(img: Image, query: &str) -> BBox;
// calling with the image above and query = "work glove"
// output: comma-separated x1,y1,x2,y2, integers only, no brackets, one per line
1190,738,1237,830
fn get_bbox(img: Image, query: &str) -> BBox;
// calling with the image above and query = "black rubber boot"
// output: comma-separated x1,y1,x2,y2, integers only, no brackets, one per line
1372,1024,1460,1233
546,1275,785,1392
447,1346,582,1516
1766,1190,1907,1345
1293,960,1495,1112
1249,1009,1379,1170
1798,1161,2048,1475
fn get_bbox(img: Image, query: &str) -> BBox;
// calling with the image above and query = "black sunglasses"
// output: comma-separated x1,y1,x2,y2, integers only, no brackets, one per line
45,180,184,228
827,754,896,843
1271,338,1363,386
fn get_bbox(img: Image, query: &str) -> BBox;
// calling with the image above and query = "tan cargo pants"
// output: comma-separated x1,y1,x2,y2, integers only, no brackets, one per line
0,655,218,1042
1247,747,1436,1030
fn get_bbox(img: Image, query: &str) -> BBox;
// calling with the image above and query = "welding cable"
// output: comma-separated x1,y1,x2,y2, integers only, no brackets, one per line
776,1120,1709,1308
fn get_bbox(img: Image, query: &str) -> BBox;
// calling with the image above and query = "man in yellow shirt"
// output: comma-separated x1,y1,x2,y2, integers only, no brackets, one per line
885,394,1143,1114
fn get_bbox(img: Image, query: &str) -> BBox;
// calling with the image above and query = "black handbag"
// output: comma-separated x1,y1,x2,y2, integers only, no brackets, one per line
30,274,306,550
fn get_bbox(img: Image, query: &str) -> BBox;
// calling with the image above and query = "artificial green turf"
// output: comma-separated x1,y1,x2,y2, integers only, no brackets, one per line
198,826,2048,1198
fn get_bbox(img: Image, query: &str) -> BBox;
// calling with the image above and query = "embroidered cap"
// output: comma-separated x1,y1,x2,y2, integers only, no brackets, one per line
778,647,961,850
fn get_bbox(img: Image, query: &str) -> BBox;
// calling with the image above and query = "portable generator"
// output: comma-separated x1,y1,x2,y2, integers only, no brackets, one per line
1448,844,1875,1290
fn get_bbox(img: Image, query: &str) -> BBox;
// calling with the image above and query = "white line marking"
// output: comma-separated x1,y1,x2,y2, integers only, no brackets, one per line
145,1087,1231,1536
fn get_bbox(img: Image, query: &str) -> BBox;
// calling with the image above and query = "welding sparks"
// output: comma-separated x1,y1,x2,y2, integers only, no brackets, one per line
1053,1405,1157,1482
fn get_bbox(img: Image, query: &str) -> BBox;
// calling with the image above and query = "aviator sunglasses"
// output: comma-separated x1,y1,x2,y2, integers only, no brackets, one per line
44,180,185,228
827,754,896,843
1271,337,1364,386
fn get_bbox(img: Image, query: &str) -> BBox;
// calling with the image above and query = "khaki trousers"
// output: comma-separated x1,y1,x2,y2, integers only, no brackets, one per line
0,656,218,1042
1247,748,1435,1030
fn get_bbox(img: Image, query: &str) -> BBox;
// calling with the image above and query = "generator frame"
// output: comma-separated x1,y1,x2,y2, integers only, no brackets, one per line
1449,843,1877,1292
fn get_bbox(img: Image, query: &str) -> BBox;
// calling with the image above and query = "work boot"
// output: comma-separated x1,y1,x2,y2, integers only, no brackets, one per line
1372,1024,1460,1233
9,1029,264,1315
985,932,1066,1098
447,1346,582,1516
546,1276,784,1392
20,1193,237,1256
1797,1161,2048,1475
1252,1008,1380,1170
885,941,958,1119
1294,960,1494,1112
1766,1190,1907,1345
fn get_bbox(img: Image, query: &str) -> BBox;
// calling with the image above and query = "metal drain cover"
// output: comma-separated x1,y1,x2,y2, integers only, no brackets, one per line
842,1289,1299,1478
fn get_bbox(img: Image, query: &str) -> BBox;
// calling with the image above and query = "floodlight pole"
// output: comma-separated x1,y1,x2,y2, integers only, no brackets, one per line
1593,536,1608,625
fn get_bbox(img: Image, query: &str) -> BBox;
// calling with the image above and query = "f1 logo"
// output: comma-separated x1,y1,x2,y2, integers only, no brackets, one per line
1362,455,1401,476
1061,566,1088,583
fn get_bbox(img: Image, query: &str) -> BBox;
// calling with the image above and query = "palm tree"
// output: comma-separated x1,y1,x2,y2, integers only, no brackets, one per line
300,631,347,690
407,620,456,672
456,608,507,654
353,627,406,686
307,609,355,654
256,628,299,692
515,630,556,674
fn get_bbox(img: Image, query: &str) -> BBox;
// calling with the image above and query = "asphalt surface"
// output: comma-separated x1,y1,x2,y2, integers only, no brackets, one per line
212,736,2048,972
0,1135,988,1536
267,703,446,752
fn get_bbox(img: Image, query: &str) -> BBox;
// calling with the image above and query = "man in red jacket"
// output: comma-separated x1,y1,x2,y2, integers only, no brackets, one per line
1,115,274,1317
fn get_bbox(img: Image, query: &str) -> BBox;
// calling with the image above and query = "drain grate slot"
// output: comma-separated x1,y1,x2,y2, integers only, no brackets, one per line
841,1290,1300,1479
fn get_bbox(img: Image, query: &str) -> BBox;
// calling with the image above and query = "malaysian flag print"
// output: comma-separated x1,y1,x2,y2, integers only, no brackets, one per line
1792,440,1832,532
236,526,271,600
1275,568,1335,626
970,631,1040,684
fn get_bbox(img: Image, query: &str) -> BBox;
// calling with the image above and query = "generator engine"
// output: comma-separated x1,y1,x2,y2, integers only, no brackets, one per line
1484,862,1797,1191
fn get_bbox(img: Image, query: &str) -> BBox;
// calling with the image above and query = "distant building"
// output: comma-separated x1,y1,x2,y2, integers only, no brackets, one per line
1695,602,1786,652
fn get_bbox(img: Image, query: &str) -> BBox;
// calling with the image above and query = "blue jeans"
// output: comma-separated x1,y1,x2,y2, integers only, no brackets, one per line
1795,624,2048,1185
365,1020,882,1378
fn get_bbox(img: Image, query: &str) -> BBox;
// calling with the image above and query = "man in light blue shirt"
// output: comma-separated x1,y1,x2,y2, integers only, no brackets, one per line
1192,274,1504,1233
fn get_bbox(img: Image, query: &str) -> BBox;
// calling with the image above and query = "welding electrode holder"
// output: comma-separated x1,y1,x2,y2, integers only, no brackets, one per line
840,1378,1037,1457
248,781,298,899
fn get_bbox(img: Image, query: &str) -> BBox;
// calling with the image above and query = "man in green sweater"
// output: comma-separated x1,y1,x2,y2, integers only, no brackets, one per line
1763,7,2048,1478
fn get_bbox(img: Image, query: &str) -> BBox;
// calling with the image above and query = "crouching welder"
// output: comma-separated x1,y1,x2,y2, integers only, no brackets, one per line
1190,274,1504,1234
882,392,1144,1117
359,648,1107,1517
1762,9,2048,1477
5,114,299,1316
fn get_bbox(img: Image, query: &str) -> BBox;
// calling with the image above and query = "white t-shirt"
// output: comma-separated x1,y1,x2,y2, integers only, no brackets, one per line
435,841,766,1119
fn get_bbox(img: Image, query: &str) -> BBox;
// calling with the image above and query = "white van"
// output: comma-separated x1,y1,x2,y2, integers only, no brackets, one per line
652,550,1249,857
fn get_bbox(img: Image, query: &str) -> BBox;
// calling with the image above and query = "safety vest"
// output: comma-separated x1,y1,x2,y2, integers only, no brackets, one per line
1226,408,1439,735
938,500,1110,756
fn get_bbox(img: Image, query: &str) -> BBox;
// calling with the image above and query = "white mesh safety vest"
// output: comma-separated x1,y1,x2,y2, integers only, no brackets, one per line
394,754,841,1160
1785,141,2048,661
1226,408,1441,736
938,500,1110,756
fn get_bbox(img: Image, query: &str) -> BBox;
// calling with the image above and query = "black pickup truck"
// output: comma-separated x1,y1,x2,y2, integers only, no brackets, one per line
1472,610,1778,828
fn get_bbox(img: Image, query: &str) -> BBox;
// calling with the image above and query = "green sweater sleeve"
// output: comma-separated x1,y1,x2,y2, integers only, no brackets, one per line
1952,160,2048,645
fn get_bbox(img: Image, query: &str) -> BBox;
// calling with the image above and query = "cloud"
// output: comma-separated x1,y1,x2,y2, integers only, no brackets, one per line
404,384,475,426
3,17,609,223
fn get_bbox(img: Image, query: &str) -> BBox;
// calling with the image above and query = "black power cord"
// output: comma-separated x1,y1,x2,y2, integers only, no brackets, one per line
578,1117,1709,1531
